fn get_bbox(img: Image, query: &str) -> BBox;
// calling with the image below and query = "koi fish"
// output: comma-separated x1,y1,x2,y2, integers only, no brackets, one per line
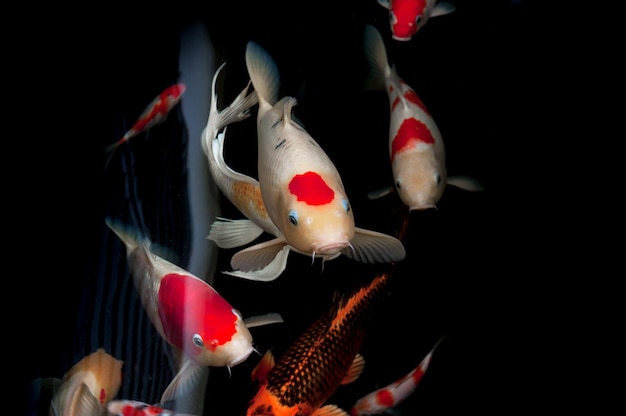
245,270,395,416
107,400,198,416
49,348,123,416
225,41,405,281
349,337,445,415
363,25,483,211
105,218,283,404
377,0,456,41
105,83,186,167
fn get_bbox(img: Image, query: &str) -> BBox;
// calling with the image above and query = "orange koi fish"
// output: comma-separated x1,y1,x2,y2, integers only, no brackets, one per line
377,0,456,41
49,348,123,416
217,41,406,282
363,25,483,211
349,337,445,415
245,270,395,416
105,218,283,404
107,400,197,416
105,83,186,166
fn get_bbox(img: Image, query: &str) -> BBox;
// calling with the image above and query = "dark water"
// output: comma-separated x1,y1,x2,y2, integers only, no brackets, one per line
20,1,561,415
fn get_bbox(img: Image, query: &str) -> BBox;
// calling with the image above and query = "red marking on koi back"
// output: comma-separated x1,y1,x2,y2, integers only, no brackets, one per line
158,273,237,351
391,118,434,162
412,367,426,383
288,171,334,205
376,389,395,407
120,404,138,416
404,89,429,114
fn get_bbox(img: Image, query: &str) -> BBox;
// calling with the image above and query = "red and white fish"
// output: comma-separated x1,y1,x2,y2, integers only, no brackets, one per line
105,218,283,404
245,269,397,416
363,25,483,211
377,0,456,41
105,83,186,166
49,348,123,416
107,400,197,416
349,337,445,415
223,41,406,281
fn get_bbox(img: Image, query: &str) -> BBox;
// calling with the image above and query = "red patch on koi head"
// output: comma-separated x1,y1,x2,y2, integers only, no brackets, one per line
391,0,427,39
157,273,237,353
288,171,334,205
391,118,434,162
376,389,395,407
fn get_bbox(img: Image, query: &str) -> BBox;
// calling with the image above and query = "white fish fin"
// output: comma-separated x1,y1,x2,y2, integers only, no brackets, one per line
244,313,284,328
245,41,280,106
367,185,395,200
312,404,350,416
363,25,390,90
51,382,102,416
432,1,456,17
446,175,485,192
229,238,290,273
251,350,275,384
343,228,406,263
376,0,390,10
160,360,207,405
207,217,265,248
341,354,366,385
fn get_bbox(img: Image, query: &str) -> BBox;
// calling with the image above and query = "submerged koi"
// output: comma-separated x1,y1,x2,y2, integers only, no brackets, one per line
49,348,123,416
105,218,283,404
363,25,483,211
213,41,405,282
107,400,198,416
105,83,186,167
349,337,445,415
377,0,456,41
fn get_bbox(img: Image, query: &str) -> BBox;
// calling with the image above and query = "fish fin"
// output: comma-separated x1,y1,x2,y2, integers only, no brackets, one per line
160,360,207,405
51,382,102,416
224,239,291,281
367,185,395,200
341,354,366,385
245,41,281,105
363,25,390,91
446,175,485,192
376,0,390,10
312,404,350,416
251,350,275,384
244,313,284,328
207,217,265,248
432,1,456,17
343,228,406,263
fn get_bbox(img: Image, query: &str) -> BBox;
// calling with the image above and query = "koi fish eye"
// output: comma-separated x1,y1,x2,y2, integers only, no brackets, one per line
435,173,441,184
395,180,402,190
288,209,298,225
342,198,350,213
415,15,422,25
192,333,204,348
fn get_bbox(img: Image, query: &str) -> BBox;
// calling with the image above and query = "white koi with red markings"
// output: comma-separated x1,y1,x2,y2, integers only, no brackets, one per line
107,400,198,416
377,0,456,41
363,25,483,211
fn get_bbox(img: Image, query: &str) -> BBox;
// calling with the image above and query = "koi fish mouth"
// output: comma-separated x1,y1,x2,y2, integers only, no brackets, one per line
312,241,350,256
410,203,437,211
227,347,255,368
392,35,412,41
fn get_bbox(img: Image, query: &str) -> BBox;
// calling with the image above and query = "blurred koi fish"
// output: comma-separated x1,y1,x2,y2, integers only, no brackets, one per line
105,218,283,404
107,400,198,416
105,83,186,167
377,0,456,41
349,337,445,415
49,348,123,416
363,25,483,211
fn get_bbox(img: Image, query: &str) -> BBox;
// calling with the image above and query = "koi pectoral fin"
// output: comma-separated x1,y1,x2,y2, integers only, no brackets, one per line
160,360,207,405
244,313,284,328
341,354,366,385
312,404,350,416
367,185,395,200
343,228,406,264
223,240,291,281
207,217,265,248
446,175,485,192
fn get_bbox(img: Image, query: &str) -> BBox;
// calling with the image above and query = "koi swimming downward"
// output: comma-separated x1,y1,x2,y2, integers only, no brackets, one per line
377,0,456,41
205,41,405,282
363,25,483,211
105,218,283,404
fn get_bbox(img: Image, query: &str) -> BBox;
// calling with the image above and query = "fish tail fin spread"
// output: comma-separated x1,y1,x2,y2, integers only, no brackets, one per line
363,25,390,91
103,136,127,168
105,217,140,253
245,41,280,106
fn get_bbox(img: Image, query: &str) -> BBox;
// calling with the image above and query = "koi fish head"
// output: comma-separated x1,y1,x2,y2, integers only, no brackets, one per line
157,274,254,368
392,147,446,210
388,0,428,41
278,171,355,258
